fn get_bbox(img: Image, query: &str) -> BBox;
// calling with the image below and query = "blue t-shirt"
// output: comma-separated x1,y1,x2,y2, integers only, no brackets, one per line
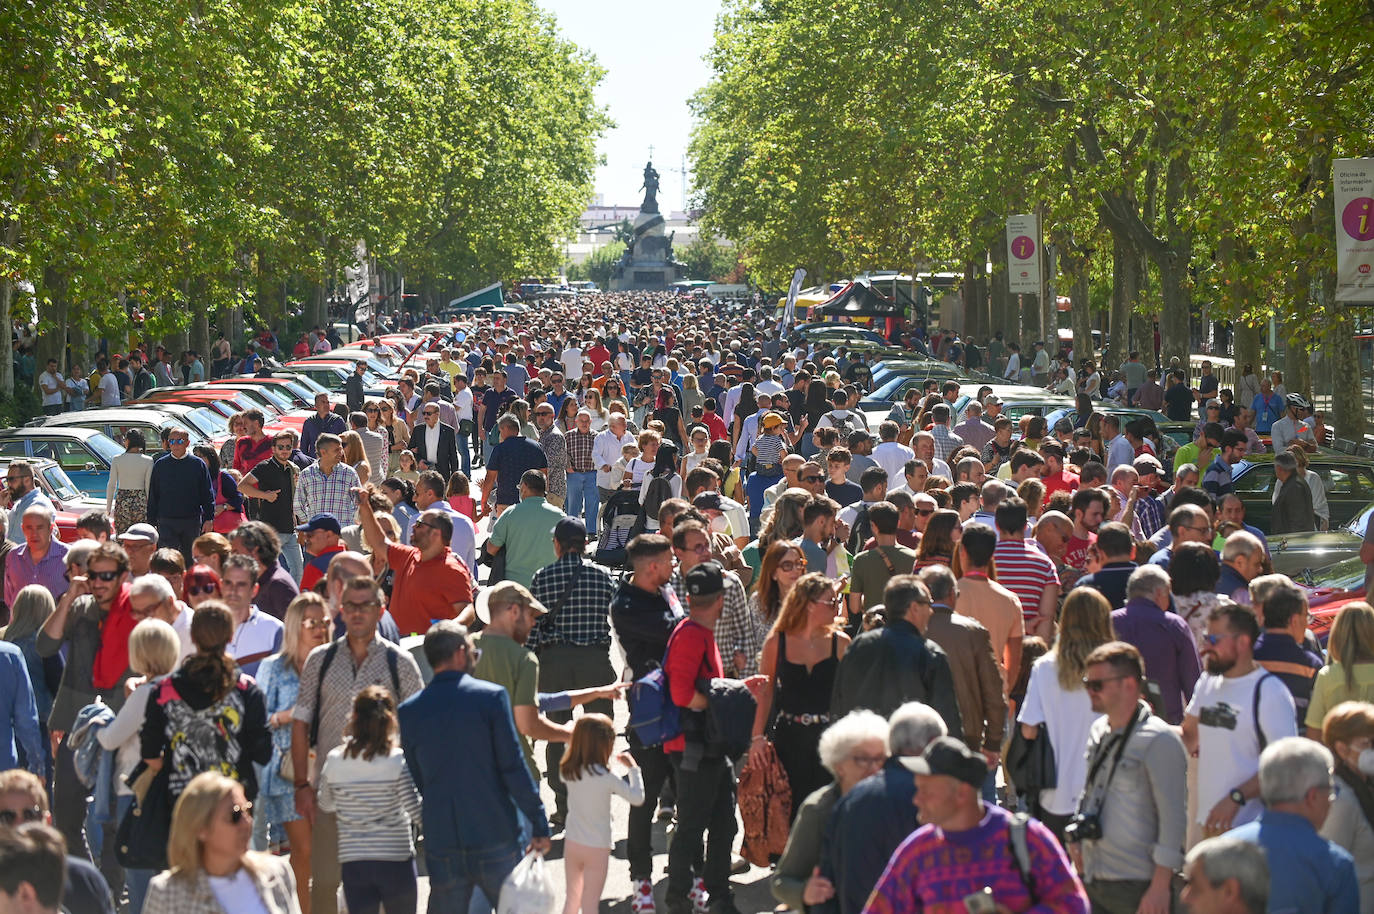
487,436,549,506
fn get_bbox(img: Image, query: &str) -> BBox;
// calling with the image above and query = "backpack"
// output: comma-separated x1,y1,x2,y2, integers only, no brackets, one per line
1252,672,1278,751
846,503,874,555
738,739,792,866
1007,812,1036,899
627,628,684,747
638,476,674,531
824,409,858,442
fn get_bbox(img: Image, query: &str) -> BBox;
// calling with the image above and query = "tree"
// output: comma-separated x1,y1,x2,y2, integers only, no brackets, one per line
569,242,625,289
678,236,738,282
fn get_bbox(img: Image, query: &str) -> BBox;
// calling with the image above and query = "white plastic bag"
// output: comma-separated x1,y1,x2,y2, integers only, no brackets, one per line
497,850,557,914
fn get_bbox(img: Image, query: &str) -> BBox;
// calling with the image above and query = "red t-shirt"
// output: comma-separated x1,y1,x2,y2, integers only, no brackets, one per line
701,411,729,442
663,618,723,754
586,345,612,374
233,435,274,476
1041,469,1079,498
386,543,475,636
1065,533,1096,571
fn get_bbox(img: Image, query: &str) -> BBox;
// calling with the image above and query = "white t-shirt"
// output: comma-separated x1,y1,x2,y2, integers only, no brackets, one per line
229,607,284,676
39,370,64,406
561,347,584,380
872,441,914,483
1185,667,1297,827
98,371,121,406
208,868,271,914
1017,654,1104,815
454,387,474,422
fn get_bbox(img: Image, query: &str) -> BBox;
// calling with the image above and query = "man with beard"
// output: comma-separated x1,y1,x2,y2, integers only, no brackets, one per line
1183,605,1297,840
1065,487,1109,574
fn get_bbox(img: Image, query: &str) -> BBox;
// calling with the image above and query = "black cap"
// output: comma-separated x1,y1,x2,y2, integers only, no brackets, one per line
691,492,724,512
554,516,587,545
684,561,725,597
898,736,989,789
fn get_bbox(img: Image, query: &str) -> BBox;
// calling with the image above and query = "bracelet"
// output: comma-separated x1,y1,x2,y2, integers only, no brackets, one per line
294,782,310,790
751,735,766,743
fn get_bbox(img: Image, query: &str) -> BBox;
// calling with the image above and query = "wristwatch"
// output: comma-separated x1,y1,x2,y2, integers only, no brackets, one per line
1228,788,1246,805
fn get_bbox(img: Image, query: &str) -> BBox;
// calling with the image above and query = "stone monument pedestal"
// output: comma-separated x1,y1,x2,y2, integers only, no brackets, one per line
609,161,683,291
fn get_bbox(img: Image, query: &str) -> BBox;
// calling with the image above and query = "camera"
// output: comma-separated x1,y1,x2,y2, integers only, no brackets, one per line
1063,813,1102,843
1198,703,1239,731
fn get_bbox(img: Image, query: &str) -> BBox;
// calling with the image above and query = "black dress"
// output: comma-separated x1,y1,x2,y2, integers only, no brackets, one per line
769,631,838,820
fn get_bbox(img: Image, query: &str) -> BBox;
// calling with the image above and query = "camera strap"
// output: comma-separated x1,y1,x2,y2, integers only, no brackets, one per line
1082,702,1149,813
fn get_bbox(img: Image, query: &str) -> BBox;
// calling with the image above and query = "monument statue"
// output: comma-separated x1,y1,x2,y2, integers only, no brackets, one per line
610,158,679,291
639,160,661,215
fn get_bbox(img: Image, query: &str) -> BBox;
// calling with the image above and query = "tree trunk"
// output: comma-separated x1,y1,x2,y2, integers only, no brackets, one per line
1328,292,1365,439
1064,249,1094,362
37,265,69,372
1156,252,1192,373
1233,322,1262,377
189,277,210,359
973,262,989,347
1110,236,1135,369
963,260,982,341
0,278,14,398
990,240,1011,345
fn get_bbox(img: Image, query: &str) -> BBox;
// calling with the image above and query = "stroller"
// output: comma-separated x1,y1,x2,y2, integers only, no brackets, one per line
595,489,644,569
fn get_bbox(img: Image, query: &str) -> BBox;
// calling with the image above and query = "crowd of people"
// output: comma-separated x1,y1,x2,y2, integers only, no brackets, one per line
0,292,1370,914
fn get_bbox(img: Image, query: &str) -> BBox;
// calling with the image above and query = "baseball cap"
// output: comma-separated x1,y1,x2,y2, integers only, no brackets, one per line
117,523,159,545
898,736,989,789
295,513,342,535
1133,455,1163,475
847,429,873,447
762,412,784,430
475,581,548,625
983,394,1003,406
692,492,725,512
553,516,587,545
684,561,725,598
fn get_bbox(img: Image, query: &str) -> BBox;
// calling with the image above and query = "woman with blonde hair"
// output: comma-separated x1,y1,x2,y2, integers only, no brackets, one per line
341,430,370,486
1016,586,1114,838
748,573,851,821
1307,602,1374,737
680,372,704,417
1017,477,1046,519
143,771,300,914
98,618,181,912
1320,700,1374,912
192,533,231,574
254,593,330,910
2,585,60,774
583,388,610,432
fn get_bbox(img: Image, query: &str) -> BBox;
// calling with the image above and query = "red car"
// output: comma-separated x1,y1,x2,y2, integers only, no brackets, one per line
1300,556,1367,645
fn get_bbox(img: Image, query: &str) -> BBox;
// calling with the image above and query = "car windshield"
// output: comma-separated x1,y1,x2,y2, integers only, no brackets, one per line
40,466,83,502
1344,503,1374,536
83,432,125,463
1303,556,1368,591
284,374,330,396
189,407,231,435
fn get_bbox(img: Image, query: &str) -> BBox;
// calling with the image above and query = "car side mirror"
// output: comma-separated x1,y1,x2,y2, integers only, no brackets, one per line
85,462,96,472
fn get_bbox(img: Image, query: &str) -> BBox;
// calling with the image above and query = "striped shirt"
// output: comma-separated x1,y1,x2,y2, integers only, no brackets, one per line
993,538,1061,627
753,432,787,468
317,745,422,863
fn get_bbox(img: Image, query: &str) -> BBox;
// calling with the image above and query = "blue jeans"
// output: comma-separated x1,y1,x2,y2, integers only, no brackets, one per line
428,843,523,914
279,537,304,584
744,469,783,523
342,858,417,914
566,472,599,535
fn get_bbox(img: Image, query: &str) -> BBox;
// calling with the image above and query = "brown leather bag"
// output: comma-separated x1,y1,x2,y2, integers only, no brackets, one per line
737,739,791,866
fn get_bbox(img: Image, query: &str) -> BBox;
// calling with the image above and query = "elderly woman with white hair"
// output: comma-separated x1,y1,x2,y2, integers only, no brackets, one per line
770,709,889,910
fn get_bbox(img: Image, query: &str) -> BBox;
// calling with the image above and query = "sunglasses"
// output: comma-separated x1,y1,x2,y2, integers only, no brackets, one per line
168,438,188,445
274,443,293,451
0,806,43,826
1082,674,1131,692
365,407,379,414
89,570,122,582
1201,632,1234,646
914,508,935,517
800,475,823,483
227,802,253,825
341,600,380,613
186,584,219,597
5,475,31,483
302,618,328,629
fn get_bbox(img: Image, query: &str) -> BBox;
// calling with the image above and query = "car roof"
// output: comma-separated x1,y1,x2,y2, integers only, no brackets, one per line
0,425,106,440
42,408,182,425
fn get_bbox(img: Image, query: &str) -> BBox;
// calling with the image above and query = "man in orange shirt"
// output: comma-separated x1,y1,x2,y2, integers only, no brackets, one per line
354,484,473,635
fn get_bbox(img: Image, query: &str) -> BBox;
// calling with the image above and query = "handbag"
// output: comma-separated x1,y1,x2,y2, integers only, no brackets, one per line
116,762,173,870
1005,722,1057,811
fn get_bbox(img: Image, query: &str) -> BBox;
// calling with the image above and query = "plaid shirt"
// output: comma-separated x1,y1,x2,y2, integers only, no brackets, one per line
295,460,361,527
565,429,597,474
1135,493,1165,539
670,565,761,675
930,424,965,465
528,555,615,649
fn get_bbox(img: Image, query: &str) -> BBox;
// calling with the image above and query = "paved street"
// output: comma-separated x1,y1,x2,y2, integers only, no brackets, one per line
414,462,778,914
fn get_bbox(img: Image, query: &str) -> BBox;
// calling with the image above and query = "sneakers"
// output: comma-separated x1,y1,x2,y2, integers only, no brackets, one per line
631,879,656,914
656,800,675,822
689,877,710,914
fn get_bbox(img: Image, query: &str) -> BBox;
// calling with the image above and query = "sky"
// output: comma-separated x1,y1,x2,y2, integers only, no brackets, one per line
536,0,724,212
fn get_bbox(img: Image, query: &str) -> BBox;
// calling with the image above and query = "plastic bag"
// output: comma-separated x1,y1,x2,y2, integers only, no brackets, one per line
497,850,557,914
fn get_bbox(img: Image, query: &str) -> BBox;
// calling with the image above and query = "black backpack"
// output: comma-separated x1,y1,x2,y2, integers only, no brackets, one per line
846,503,874,555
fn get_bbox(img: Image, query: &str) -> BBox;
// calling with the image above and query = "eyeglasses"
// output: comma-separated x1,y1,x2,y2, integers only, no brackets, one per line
0,806,43,826
168,438,188,445
341,600,380,613
227,802,253,825
847,754,886,769
778,559,807,573
5,475,30,483
1202,632,1235,646
186,584,219,597
1082,674,1131,692
89,570,121,582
